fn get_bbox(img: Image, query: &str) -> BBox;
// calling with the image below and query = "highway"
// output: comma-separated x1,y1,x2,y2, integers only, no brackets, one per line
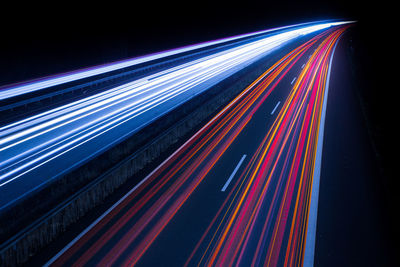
0,21,347,212
41,25,351,266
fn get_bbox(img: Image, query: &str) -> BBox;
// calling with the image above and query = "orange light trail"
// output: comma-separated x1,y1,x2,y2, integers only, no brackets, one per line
48,24,351,267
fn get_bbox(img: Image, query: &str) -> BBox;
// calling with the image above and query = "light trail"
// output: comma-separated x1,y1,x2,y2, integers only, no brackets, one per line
44,24,352,266
0,21,348,101
188,26,348,267
0,21,349,210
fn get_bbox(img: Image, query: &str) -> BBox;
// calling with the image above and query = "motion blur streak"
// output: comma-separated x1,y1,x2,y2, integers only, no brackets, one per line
46,24,350,267
189,27,348,267
0,22,350,211
0,21,346,101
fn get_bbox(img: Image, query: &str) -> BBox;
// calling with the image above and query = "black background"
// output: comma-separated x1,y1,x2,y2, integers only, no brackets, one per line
1,0,397,260
0,0,372,86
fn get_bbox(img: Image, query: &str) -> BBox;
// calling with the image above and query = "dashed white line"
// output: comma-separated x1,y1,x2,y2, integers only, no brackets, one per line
221,154,247,192
291,77,297,85
270,101,281,115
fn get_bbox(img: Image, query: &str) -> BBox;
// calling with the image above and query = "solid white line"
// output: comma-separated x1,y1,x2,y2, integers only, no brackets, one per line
302,35,342,267
291,77,297,85
270,101,281,115
221,154,246,192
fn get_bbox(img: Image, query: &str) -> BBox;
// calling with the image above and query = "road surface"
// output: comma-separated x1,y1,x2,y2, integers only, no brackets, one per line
43,25,352,267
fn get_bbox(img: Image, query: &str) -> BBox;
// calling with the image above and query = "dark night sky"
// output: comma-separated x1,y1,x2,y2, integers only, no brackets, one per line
0,0,376,86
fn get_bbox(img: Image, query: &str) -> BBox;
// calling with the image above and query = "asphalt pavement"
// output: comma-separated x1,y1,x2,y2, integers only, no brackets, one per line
41,27,351,267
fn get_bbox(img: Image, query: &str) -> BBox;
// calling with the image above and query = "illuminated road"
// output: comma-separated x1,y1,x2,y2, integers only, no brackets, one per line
43,25,351,266
0,22,348,212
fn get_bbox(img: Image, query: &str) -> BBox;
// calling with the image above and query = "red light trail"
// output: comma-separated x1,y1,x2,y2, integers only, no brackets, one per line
47,25,350,267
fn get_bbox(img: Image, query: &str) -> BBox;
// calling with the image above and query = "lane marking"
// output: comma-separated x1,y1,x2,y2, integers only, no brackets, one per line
291,77,297,85
221,154,247,192
301,63,305,69
303,34,342,267
270,101,281,115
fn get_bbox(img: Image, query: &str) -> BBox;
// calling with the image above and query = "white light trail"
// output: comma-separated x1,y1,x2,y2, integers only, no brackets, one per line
0,21,351,101
0,21,353,208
